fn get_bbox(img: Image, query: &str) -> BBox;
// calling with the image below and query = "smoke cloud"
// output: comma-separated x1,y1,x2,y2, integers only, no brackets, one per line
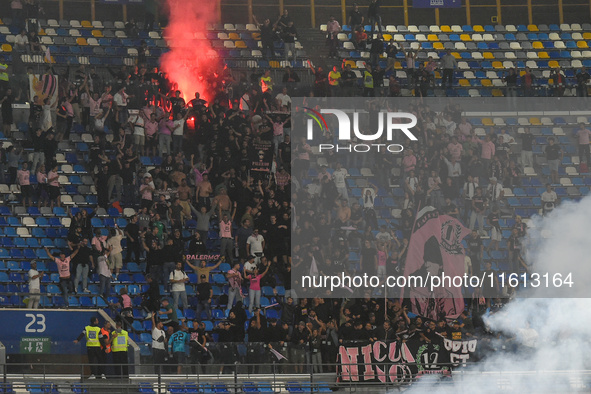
160,0,221,101
406,197,591,392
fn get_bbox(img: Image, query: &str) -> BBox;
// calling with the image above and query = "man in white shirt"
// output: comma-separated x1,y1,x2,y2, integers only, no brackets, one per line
113,86,129,125
307,179,321,198
243,255,257,277
332,162,349,200
150,315,167,372
376,225,392,244
363,185,377,209
106,227,124,280
129,112,145,153
443,155,462,185
436,113,456,136
462,175,479,222
27,260,42,309
464,255,472,277
275,87,292,109
541,184,558,215
405,170,419,193
169,262,189,310
246,229,265,264
486,177,504,210
172,112,186,154
15,29,29,52
240,91,251,113
97,247,112,299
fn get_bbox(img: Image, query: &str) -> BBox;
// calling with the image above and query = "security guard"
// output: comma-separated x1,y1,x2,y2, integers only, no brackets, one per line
74,317,105,379
0,62,8,92
363,63,374,97
111,320,129,378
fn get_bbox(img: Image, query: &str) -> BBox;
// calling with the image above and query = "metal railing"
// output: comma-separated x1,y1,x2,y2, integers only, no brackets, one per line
2,361,591,393
0,360,454,393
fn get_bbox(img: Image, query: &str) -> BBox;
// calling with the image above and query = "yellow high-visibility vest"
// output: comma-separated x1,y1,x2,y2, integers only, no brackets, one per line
260,76,273,92
85,326,101,347
363,71,374,88
329,71,341,86
111,330,129,352
0,63,8,81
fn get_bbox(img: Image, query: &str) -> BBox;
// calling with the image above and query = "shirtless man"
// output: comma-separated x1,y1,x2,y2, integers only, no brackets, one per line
212,188,232,213
196,173,213,209
176,178,196,217
336,198,351,227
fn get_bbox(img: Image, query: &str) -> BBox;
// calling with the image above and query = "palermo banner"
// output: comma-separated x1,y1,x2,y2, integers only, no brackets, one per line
338,338,478,383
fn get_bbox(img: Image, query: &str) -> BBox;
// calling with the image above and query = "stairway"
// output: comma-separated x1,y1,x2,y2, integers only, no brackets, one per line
297,28,342,69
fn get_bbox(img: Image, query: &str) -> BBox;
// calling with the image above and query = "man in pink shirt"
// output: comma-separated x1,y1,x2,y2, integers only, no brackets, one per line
457,117,472,141
63,98,74,139
17,162,33,208
477,134,496,171
245,260,272,313
158,112,174,156
402,149,417,176
576,122,591,165
47,165,60,209
317,165,331,182
139,176,155,210
447,136,463,161
45,245,80,307
91,228,108,254
218,201,236,263
144,112,158,156
326,16,341,58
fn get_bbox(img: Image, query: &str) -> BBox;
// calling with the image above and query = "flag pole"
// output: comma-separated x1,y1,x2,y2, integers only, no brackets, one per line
400,201,423,308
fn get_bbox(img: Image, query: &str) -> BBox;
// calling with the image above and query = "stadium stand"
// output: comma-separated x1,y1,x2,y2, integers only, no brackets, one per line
0,0,590,391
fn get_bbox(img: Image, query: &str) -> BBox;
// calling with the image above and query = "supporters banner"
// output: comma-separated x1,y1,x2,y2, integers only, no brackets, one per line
338,338,477,382
29,74,58,109
403,207,471,320
412,0,462,8
249,142,273,174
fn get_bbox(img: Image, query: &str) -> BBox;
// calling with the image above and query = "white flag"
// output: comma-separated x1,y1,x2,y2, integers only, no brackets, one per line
309,256,319,277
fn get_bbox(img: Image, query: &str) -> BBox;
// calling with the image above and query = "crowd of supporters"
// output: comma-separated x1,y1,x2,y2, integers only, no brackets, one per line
1,3,588,374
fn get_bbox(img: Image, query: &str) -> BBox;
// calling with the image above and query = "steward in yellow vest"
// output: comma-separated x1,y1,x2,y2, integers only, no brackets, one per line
74,317,106,379
111,320,129,378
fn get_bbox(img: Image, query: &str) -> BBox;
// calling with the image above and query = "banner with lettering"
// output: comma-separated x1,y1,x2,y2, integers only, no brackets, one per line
338,338,477,382
249,142,274,173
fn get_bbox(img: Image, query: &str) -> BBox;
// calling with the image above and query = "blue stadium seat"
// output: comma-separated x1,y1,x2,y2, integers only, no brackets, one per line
94,297,107,307
176,309,194,322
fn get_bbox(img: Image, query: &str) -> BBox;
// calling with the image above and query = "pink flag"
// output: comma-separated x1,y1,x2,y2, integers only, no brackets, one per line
270,348,287,361
402,207,471,321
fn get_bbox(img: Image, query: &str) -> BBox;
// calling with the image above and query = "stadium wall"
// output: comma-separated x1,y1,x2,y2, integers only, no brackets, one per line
0,309,102,356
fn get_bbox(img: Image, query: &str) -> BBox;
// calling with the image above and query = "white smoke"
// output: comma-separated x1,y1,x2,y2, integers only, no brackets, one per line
405,197,591,393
